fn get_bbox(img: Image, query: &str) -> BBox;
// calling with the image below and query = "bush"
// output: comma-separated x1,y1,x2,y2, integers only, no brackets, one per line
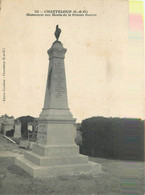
80,117,144,161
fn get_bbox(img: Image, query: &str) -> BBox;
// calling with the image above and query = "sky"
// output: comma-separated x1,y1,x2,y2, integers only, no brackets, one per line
0,0,144,122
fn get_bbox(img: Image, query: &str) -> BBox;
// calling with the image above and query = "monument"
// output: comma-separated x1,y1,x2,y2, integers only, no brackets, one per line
15,25,101,178
14,120,21,138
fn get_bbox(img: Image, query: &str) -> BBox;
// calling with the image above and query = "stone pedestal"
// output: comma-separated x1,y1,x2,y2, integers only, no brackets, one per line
15,41,101,178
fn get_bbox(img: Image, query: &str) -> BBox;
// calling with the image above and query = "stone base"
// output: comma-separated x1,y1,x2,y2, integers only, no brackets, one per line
15,117,102,178
15,144,102,178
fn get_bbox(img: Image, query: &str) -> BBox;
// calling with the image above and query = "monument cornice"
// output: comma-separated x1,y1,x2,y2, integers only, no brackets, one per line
37,118,76,124
47,42,67,60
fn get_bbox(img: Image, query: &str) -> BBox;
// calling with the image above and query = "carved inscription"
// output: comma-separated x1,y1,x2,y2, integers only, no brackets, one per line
37,124,47,143
54,62,66,98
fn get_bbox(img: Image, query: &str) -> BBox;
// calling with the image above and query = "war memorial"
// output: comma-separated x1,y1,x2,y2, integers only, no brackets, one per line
15,26,102,178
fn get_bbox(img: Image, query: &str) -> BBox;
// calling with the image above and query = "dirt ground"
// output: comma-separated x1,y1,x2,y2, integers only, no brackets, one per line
0,135,144,195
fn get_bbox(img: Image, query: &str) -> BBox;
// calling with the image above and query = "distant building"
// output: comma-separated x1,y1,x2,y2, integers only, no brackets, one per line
0,114,14,135
16,115,37,138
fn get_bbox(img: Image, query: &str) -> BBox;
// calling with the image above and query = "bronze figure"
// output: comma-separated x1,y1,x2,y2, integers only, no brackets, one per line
54,25,61,41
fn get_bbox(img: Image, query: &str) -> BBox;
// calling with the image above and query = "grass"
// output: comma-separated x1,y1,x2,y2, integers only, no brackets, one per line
0,135,144,195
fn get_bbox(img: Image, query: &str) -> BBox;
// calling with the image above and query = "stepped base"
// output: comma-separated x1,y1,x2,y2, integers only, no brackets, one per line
15,144,102,178
15,156,101,178
24,151,88,166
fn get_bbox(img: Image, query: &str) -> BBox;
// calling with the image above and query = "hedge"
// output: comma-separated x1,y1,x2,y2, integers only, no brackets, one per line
79,117,144,161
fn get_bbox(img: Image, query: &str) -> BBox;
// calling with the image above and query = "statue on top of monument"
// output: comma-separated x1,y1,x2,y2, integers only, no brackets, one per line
54,25,61,41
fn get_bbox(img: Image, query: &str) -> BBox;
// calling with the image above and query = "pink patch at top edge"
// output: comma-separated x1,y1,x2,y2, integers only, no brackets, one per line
129,14,144,31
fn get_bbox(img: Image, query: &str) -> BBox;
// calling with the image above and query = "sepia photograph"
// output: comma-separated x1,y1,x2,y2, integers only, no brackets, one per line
0,0,144,194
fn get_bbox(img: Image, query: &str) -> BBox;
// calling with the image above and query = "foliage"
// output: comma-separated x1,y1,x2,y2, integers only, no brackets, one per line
80,117,144,161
